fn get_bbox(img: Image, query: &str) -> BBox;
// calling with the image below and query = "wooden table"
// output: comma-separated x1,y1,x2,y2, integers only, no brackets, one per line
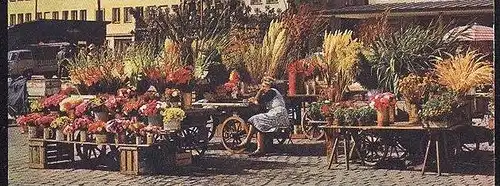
320,123,451,176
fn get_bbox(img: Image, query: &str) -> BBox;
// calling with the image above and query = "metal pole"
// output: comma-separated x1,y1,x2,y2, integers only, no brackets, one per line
34,0,37,20
97,0,102,21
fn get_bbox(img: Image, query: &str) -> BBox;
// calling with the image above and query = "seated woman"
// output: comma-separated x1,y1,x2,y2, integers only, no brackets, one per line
238,77,289,156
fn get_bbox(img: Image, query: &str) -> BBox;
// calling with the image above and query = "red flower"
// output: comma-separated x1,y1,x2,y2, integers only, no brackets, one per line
35,113,58,128
75,101,90,117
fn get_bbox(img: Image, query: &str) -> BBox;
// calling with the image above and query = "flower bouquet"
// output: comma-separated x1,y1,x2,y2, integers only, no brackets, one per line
139,100,168,126
16,113,43,138
369,92,396,126
59,97,84,118
89,96,109,122
73,116,93,142
30,99,43,113
88,120,109,143
106,119,134,144
42,93,68,112
122,98,144,117
75,100,91,117
50,116,72,140
161,107,186,131
398,74,432,124
104,95,127,116
35,113,58,139
164,88,181,103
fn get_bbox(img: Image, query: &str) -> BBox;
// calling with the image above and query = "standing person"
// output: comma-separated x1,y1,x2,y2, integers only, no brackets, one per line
238,76,290,156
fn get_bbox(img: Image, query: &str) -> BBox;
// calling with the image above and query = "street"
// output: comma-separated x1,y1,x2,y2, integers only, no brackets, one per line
8,125,494,186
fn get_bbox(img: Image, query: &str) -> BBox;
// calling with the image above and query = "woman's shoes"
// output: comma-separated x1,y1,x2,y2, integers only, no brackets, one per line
248,149,265,157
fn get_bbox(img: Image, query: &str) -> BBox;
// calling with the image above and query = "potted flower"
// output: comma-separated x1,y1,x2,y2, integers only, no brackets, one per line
73,116,93,142
164,88,181,103
42,93,68,112
16,113,43,138
332,108,346,126
106,119,133,144
104,95,127,117
139,100,168,126
122,98,144,118
369,92,396,126
128,122,147,144
344,108,359,126
50,116,72,141
419,91,457,128
75,100,91,117
35,113,58,139
30,99,43,113
89,96,109,122
161,107,186,131
357,106,376,126
88,121,108,144
140,124,162,145
398,74,432,124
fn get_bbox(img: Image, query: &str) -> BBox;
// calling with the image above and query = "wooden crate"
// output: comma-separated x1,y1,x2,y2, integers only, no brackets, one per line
29,140,74,169
119,146,156,175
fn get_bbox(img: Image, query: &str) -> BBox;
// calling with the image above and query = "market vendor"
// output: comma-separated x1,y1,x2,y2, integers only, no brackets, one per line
238,76,290,156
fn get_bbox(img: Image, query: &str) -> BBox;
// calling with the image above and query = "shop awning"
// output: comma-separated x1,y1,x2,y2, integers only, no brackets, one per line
320,0,493,19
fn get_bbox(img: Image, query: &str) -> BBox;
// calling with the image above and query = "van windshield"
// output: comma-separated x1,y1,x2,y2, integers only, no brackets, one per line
8,52,18,61
18,51,33,60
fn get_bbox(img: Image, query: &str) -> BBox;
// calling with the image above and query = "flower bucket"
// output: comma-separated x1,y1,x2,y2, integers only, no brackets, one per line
164,120,181,131
146,132,154,145
55,130,65,141
407,103,421,124
43,128,52,139
79,130,88,142
148,115,163,126
136,136,143,145
95,134,108,144
114,133,126,144
377,109,390,127
94,112,109,122
67,133,74,141
28,126,39,139
182,92,193,109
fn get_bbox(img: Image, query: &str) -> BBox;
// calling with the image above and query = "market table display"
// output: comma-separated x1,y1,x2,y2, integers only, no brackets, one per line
321,123,453,176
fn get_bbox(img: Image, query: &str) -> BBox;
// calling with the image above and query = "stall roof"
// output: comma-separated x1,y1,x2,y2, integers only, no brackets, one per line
320,0,493,19
8,20,110,50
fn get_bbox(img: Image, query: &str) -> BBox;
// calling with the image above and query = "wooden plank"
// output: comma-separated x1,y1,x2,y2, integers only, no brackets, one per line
127,150,132,174
120,150,126,173
133,149,138,174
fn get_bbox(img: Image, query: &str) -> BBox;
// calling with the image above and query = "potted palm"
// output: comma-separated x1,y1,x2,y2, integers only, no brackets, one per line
162,107,186,131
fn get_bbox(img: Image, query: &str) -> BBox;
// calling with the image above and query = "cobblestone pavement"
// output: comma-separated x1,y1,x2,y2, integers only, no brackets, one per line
8,121,494,186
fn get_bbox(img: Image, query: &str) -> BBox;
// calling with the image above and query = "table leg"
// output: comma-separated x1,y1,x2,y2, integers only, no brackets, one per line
328,137,339,169
436,137,441,176
344,133,350,170
421,137,432,175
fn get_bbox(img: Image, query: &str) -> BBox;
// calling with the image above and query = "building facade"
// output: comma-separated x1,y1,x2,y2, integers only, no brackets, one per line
8,0,180,50
243,0,287,14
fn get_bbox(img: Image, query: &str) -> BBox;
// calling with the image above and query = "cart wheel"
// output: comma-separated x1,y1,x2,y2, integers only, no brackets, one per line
179,126,208,157
221,116,249,153
385,140,409,160
301,110,325,141
206,115,219,141
358,131,388,166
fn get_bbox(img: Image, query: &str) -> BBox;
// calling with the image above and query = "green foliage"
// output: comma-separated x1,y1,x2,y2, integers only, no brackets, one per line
361,19,469,95
343,108,359,126
357,106,376,125
333,108,345,123
419,91,458,121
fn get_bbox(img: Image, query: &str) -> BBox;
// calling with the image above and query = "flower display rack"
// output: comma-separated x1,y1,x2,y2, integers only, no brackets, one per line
28,140,74,169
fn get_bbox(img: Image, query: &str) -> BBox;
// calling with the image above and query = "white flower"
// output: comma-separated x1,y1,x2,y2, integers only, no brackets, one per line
139,105,147,113
172,90,179,97
369,102,375,109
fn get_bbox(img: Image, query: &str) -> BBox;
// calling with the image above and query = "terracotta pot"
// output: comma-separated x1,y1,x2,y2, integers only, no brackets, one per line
114,133,126,144
164,120,181,131
148,115,163,126
43,128,52,139
146,132,154,145
79,130,88,142
55,130,65,141
28,126,39,139
407,103,421,124
95,134,108,144
377,109,390,127
94,112,109,122
182,92,193,109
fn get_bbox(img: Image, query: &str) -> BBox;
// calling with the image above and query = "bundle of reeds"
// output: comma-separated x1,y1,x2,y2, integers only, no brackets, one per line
261,20,288,78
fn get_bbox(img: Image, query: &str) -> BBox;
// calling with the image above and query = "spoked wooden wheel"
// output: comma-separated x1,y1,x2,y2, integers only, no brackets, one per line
358,131,388,166
384,139,409,160
179,126,209,157
206,115,219,141
301,110,325,141
221,116,250,153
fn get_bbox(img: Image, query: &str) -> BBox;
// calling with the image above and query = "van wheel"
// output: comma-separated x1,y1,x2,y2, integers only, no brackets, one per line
23,70,33,80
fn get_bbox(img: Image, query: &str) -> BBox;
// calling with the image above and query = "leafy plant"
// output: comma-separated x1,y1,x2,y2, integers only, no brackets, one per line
262,20,288,78
333,108,346,124
343,108,359,126
357,106,376,125
398,73,433,104
419,91,458,121
363,18,469,95
433,50,493,95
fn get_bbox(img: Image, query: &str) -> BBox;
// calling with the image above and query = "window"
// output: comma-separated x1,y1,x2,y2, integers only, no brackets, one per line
96,9,105,21
124,7,132,23
19,52,33,60
25,13,32,22
80,10,87,20
17,14,24,24
250,0,262,5
112,8,120,23
71,10,78,20
52,12,59,20
266,0,278,4
10,14,16,26
43,12,50,19
36,12,42,20
62,11,69,20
